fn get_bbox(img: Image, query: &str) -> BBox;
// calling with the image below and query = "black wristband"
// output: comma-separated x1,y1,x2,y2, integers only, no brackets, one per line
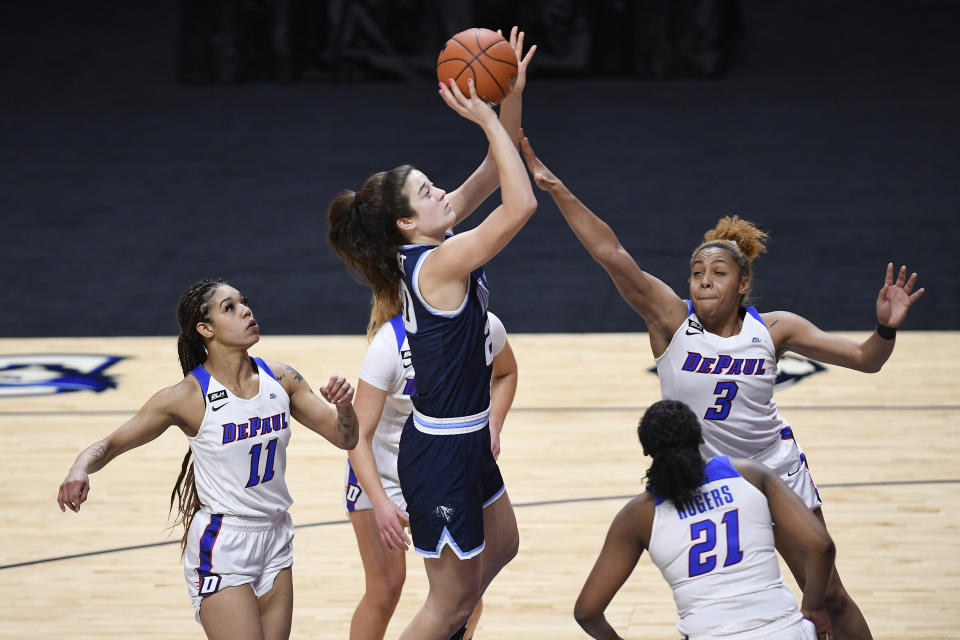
876,322,897,340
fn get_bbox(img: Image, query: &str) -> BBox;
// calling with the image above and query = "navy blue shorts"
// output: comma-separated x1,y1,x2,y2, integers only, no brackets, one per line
397,417,505,559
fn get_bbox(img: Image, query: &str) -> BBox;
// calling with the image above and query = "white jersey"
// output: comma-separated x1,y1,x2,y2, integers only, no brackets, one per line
656,303,789,458
188,357,293,518
359,311,507,452
648,456,803,638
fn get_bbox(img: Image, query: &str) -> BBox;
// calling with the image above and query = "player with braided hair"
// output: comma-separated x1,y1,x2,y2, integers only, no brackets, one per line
521,137,924,639
575,400,835,640
58,278,359,639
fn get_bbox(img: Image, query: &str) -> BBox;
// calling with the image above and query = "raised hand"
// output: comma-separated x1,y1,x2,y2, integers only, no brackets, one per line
497,26,537,97
319,375,355,406
520,132,562,193
876,263,924,328
438,77,497,128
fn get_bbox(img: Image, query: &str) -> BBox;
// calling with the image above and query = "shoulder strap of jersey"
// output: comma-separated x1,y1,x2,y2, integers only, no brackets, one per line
388,315,406,353
189,365,211,399
252,357,278,381
745,306,765,326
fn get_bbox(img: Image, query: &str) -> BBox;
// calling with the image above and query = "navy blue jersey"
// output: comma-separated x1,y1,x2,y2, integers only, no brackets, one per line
398,243,493,427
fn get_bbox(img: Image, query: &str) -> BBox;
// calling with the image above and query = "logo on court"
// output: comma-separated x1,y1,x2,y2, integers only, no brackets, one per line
0,354,124,398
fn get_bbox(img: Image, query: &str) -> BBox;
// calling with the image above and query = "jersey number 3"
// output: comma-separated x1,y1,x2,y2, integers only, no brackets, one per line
688,509,744,577
704,381,739,420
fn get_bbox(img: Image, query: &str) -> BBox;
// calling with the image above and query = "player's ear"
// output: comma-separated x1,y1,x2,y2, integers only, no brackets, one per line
396,216,416,232
196,321,214,339
738,277,750,296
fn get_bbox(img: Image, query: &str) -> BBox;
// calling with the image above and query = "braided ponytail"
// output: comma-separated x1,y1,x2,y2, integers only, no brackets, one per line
170,278,223,555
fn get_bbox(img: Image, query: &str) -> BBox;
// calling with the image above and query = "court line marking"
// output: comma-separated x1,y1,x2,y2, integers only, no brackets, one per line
1,405,958,417
5,477,958,571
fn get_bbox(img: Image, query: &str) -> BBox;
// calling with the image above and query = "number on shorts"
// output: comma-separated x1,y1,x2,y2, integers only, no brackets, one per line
688,509,744,577
246,437,279,488
705,381,739,420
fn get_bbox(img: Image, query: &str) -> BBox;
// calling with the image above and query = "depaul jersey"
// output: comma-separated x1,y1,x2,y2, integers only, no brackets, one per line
656,302,788,458
398,242,493,434
188,357,293,518
647,456,801,637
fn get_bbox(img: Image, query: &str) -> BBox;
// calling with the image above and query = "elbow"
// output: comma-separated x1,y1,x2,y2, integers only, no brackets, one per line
573,597,599,630
520,197,538,220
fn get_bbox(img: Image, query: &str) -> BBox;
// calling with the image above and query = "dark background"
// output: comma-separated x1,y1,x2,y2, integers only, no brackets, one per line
2,1,957,337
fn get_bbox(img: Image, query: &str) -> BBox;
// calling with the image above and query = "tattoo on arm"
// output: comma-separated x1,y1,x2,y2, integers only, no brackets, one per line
336,405,358,446
769,319,780,328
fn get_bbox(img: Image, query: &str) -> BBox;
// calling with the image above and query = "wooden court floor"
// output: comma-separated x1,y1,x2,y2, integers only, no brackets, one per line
1,331,958,639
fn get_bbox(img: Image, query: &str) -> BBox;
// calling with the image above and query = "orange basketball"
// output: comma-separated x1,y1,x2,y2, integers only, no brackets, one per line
437,28,518,105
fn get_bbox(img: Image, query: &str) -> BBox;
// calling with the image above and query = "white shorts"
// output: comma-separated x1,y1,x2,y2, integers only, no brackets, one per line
183,508,294,622
752,429,822,510
687,610,816,639
343,436,406,513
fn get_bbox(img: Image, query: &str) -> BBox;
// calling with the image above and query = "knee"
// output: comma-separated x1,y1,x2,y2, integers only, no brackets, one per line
366,572,405,612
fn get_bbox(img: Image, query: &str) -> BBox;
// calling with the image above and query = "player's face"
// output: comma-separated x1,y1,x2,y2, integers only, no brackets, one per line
202,285,260,348
399,169,454,240
689,249,749,321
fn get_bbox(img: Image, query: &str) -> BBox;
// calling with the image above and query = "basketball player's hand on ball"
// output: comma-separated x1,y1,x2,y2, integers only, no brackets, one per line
519,132,562,193
497,26,537,97
319,375,354,407
58,468,90,513
439,78,497,129
876,263,924,328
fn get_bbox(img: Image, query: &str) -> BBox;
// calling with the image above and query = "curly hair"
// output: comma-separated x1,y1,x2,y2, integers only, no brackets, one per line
690,215,769,302
637,400,705,507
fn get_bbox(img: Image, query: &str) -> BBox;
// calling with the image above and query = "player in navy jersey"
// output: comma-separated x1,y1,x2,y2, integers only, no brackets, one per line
576,400,835,640
343,301,516,640
57,278,359,640
327,28,536,640
521,137,923,640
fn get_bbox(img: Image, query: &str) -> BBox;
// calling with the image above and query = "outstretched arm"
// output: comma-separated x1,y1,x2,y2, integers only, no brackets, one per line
274,362,359,450
520,135,687,353
574,497,650,639
447,27,537,225
768,263,924,372
736,460,835,638
58,380,198,513
425,80,537,283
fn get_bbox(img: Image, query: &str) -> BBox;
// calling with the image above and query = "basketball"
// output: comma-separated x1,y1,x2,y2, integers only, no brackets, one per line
437,28,518,105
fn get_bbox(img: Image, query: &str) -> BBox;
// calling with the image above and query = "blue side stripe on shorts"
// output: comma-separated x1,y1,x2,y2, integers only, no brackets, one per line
198,514,223,574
